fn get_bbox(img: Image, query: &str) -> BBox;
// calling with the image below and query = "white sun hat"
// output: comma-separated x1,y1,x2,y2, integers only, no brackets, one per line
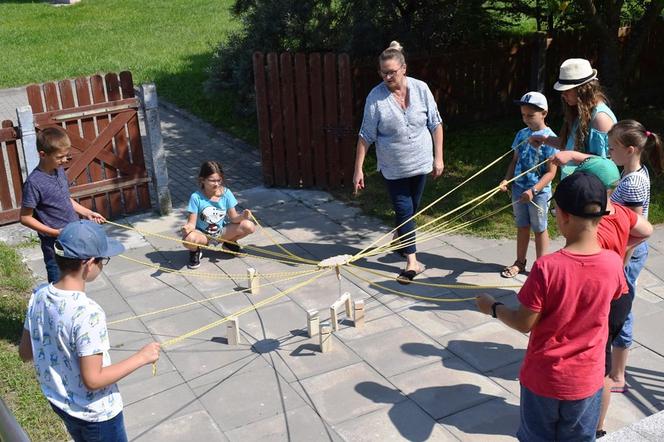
553,58,598,91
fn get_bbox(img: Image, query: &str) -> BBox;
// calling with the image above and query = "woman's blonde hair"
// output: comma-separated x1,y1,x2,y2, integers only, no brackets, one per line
378,41,405,66
559,80,609,151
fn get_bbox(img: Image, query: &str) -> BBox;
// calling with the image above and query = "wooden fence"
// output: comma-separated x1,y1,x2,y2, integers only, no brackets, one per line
26,72,152,219
0,121,23,225
253,52,355,189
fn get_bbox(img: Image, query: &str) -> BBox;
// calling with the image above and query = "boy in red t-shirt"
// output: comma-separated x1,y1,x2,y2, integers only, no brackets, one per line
477,172,627,441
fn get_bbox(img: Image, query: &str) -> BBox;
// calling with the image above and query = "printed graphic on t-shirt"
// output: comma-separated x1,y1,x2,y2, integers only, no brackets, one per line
199,206,226,237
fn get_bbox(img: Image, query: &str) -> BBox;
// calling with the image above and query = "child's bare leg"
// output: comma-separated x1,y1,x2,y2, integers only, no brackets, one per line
533,230,549,258
516,226,530,263
597,375,612,432
182,230,208,251
222,220,256,242
610,347,629,388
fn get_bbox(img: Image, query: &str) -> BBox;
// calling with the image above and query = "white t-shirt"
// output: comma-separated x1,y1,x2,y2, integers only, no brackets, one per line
24,283,122,422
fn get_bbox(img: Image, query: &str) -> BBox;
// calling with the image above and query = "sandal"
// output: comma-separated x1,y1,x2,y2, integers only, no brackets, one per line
500,260,526,278
396,265,426,285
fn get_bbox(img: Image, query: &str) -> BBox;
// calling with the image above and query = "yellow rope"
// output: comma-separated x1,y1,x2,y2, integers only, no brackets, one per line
117,254,316,280
347,263,521,289
353,145,522,258
344,267,477,302
159,269,331,348
108,268,325,325
105,220,318,267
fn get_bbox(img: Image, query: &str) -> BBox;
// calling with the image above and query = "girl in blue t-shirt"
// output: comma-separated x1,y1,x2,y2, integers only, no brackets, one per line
181,161,255,268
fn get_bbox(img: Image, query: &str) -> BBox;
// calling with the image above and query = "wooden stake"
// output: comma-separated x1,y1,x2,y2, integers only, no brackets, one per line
247,268,259,294
330,300,342,332
307,310,319,338
354,300,365,328
319,322,332,353
227,318,240,345
342,292,352,317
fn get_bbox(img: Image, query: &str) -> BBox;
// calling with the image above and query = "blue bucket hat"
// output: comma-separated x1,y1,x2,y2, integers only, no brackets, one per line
54,220,124,259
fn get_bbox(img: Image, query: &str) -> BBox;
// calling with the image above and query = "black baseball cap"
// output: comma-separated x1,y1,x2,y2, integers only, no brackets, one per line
553,172,609,218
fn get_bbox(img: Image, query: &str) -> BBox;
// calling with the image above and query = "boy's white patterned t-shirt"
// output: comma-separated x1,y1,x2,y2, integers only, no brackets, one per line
24,283,122,422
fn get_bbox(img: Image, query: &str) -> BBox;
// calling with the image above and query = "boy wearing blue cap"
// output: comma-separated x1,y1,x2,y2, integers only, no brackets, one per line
18,220,160,442
499,92,558,278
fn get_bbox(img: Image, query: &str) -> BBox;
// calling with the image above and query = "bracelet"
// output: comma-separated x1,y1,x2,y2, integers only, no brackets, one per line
491,302,504,318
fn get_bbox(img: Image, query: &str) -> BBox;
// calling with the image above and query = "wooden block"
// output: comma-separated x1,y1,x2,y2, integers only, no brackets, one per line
247,268,260,295
319,322,332,353
329,303,340,332
342,292,353,317
227,318,240,345
307,310,319,338
354,300,365,328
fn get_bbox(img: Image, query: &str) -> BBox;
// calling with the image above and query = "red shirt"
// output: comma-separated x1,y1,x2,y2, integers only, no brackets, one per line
597,203,637,259
518,249,627,400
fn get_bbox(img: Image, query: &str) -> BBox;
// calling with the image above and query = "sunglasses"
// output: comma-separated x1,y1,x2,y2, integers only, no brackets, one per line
94,257,111,265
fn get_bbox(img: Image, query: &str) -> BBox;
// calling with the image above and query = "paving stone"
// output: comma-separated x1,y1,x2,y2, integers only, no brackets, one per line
225,405,341,442
333,399,457,442
128,409,226,442
439,395,520,441
436,321,528,373
299,362,407,424
344,325,452,377
191,361,307,431
632,308,664,355
109,266,192,296
389,357,509,420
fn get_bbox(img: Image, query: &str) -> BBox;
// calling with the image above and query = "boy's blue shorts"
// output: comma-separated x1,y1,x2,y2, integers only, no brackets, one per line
517,384,602,441
512,189,549,233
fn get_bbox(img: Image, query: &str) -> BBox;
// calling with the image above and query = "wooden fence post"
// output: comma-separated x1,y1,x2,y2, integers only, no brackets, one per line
140,83,172,216
16,106,37,179
531,32,548,92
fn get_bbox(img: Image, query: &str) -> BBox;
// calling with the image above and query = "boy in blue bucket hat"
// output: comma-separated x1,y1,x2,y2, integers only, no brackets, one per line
19,220,160,442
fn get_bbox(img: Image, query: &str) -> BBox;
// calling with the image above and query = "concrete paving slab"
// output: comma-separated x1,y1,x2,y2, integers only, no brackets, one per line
389,357,510,420
109,266,192,296
344,326,453,378
439,395,520,441
225,405,341,442
436,322,528,373
190,362,307,432
632,308,664,356
333,399,457,442
299,362,407,425
235,186,292,211
128,409,226,442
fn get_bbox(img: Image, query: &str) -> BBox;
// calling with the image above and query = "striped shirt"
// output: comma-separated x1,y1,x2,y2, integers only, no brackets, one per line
610,166,650,219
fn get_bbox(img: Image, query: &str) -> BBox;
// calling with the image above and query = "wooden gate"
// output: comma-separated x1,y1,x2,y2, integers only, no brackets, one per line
0,120,23,225
253,52,355,189
26,72,151,219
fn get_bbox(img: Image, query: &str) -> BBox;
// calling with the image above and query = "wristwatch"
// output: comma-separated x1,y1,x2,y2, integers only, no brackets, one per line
491,302,504,318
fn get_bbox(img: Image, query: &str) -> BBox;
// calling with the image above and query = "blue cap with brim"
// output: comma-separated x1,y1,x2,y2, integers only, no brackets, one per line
54,220,124,259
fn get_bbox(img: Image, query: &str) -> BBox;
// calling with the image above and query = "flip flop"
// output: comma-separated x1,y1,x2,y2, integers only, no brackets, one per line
500,260,526,278
396,265,426,285
610,386,628,393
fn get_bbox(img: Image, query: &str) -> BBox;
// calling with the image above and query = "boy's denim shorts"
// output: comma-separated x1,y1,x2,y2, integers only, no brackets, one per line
512,189,549,233
517,384,602,441
51,403,128,442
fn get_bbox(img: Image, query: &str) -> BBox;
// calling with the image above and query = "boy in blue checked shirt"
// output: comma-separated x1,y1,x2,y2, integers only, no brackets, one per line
499,92,558,278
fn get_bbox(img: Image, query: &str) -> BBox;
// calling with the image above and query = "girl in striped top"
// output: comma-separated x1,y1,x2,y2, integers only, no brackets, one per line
607,120,663,392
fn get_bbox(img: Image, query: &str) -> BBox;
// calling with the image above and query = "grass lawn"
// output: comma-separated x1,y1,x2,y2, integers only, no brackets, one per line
0,242,68,441
0,0,257,142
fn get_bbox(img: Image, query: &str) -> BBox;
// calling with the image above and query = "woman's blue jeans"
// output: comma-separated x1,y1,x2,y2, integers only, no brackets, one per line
383,173,427,256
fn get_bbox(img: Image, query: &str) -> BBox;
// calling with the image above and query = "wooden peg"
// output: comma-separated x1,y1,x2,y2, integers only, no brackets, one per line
247,268,259,294
330,300,342,332
342,292,353,317
227,318,240,345
354,300,365,328
307,310,320,338
319,322,332,353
